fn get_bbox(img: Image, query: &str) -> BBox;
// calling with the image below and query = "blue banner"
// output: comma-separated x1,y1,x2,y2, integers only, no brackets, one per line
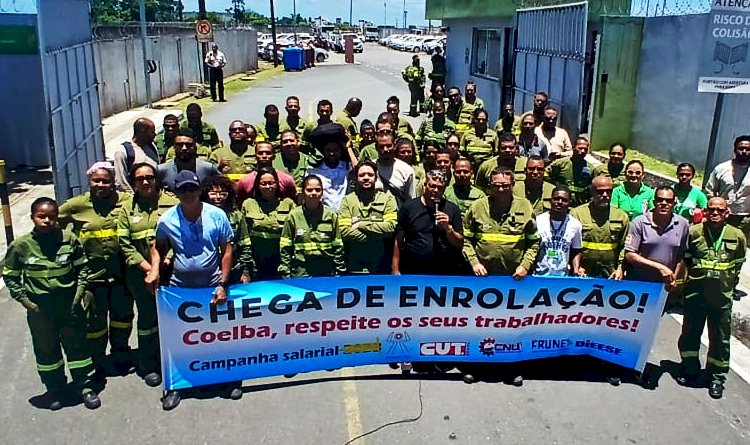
157,276,667,390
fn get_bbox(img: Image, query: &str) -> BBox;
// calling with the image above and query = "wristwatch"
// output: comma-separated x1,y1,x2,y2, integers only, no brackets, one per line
218,281,228,289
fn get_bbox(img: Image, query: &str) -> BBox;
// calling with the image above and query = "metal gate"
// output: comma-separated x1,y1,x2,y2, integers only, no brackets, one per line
43,41,104,201
514,2,588,136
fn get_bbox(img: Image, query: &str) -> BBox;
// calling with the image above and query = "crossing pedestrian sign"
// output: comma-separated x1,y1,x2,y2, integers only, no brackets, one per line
196,20,213,43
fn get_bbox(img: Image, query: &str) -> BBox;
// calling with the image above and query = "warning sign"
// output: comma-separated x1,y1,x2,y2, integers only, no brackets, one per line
196,20,213,43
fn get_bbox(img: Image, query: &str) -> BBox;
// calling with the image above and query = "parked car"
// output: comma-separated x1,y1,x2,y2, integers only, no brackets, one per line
424,37,446,54
333,33,364,53
314,46,329,63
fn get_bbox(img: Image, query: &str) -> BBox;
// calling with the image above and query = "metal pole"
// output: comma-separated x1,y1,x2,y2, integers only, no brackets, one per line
270,0,278,67
0,160,13,244
138,0,152,108
384,1,387,25
350,0,353,26
198,0,209,82
702,92,725,189
403,0,406,29
293,0,297,45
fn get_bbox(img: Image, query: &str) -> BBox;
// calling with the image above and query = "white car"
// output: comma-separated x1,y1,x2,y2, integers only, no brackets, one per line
424,37,446,54
403,36,429,52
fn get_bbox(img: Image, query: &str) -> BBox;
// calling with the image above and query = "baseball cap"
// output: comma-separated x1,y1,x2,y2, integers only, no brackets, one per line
174,170,200,190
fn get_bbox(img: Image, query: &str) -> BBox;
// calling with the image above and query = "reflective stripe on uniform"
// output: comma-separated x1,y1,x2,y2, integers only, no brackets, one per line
226,173,245,181
569,185,586,192
477,233,522,243
238,236,252,246
706,357,730,368
25,266,73,279
117,229,130,237
252,231,281,239
110,320,133,329
279,237,293,247
680,350,699,358
87,328,108,339
138,326,159,336
694,259,744,271
36,359,64,372
339,218,352,227
582,241,617,250
2,267,21,277
384,213,397,222
294,241,343,251
67,357,94,370
79,229,117,240
131,229,156,240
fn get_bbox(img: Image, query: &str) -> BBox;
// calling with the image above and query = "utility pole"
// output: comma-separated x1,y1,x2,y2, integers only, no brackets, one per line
293,0,297,44
403,0,407,29
349,0,353,26
198,0,208,82
384,1,387,25
270,0,278,67
138,0,152,108
178,0,184,21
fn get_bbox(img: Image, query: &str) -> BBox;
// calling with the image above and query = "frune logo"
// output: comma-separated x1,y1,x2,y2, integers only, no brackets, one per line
420,342,469,356
478,338,522,356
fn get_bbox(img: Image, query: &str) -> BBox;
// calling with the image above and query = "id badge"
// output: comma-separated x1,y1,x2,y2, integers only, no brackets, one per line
707,269,721,279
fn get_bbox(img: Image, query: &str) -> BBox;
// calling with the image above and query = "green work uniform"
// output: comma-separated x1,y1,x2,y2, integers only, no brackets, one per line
570,203,629,278
359,143,379,162
402,65,426,115
226,209,253,283
339,191,398,274
445,182,486,215
513,181,555,217
209,145,257,181
154,133,174,162
547,156,593,206
680,223,746,385
180,120,220,148
592,162,625,187
674,185,708,221
611,183,655,219
395,119,416,140
465,96,484,110
256,122,282,149
4,229,95,394
117,192,177,375
463,196,540,274
279,206,346,278
493,115,522,136
446,102,476,138
335,110,359,140
475,157,528,193
164,143,213,163
280,116,310,139
59,192,131,369
242,197,296,280
460,128,498,169
272,152,313,190
416,116,456,150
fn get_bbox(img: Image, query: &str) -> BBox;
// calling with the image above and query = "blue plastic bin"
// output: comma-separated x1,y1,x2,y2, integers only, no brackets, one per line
282,47,305,71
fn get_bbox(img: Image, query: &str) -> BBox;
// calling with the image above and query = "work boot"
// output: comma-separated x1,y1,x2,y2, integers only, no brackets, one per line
228,383,243,401
462,373,475,384
676,372,698,387
511,375,524,387
82,391,101,410
709,382,724,399
143,372,162,388
607,375,622,386
733,288,747,301
162,390,181,411
43,390,63,411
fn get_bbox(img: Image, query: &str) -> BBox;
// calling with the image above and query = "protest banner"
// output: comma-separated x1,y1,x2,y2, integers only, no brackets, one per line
157,275,667,390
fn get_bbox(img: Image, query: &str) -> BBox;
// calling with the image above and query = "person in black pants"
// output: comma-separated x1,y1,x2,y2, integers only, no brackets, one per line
204,43,227,102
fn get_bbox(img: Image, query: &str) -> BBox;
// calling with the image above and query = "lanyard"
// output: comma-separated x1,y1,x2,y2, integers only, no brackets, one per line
550,216,567,240
705,226,726,258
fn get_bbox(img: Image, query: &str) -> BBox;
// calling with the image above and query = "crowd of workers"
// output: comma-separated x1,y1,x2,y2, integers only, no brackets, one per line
5,83,749,412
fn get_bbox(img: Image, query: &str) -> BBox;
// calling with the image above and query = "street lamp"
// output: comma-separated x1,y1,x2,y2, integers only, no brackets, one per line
350,0,353,27
403,0,407,30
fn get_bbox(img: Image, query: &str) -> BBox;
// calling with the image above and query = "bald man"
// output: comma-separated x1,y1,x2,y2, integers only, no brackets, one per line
114,117,159,192
335,97,363,140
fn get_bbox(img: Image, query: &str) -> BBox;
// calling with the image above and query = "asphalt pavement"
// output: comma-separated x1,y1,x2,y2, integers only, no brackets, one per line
1,43,750,444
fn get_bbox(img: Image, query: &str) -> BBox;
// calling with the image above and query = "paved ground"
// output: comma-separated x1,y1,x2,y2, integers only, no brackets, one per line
1,43,750,444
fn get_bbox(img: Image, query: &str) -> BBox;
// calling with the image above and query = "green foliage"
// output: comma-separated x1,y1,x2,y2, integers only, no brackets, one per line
90,0,182,23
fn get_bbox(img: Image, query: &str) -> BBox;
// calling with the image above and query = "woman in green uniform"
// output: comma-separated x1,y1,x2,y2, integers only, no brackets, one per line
200,175,253,284
280,175,345,278
117,163,177,387
4,198,101,410
339,161,398,274
241,166,297,280
611,160,655,219
58,162,131,378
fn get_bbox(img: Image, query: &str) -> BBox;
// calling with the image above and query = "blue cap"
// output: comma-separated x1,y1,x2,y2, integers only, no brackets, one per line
174,170,200,190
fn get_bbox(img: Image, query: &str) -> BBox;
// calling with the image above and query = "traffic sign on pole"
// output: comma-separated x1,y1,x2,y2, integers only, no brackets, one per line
196,20,213,43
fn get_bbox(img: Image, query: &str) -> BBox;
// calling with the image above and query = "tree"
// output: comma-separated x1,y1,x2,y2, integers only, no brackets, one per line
230,0,245,23
90,0,182,23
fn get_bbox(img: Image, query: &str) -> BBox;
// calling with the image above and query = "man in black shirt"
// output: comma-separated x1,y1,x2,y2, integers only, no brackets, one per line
392,170,464,275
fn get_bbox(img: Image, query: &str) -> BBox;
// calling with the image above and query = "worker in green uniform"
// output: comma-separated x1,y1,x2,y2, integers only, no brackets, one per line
355,120,377,158
416,100,455,151
429,46,446,90
513,156,555,216
547,136,593,206
273,129,313,190
242,166,297,280
402,54,426,117
464,81,484,109
611,160,655,219
674,162,707,221
255,104,282,149
209,120,257,181
280,95,310,140
475,133,527,193
460,108,498,168
386,97,416,139
396,137,418,167
592,143,627,187
339,161,398,274
415,140,441,196
446,86,476,138
154,114,180,162
422,83,448,117
181,103,220,148
58,162,132,378
279,175,345,277
494,103,522,136
445,157,485,214
335,97,363,141
678,197,746,399
4,197,102,410
462,166,539,386
116,163,176,388
201,175,253,284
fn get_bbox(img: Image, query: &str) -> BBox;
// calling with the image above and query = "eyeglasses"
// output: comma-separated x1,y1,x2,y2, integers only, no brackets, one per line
208,191,229,197
490,183,513,190
446,142,460,147
655,197,674,203
134,175,155,182
174,142,194,148
626,170,643,176
706,207,726,213
229,128,246,133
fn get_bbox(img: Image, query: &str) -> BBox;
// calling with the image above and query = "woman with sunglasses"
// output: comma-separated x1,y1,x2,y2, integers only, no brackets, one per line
117,163,178,388
201,175,253,284
445,132,461,162
611,160,655,219
279,175,345,278
241,166,297,280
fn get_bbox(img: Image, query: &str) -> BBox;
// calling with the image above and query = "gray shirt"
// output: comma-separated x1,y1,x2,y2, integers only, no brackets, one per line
624,212,689,282
114,140,159,193
156,159,221,192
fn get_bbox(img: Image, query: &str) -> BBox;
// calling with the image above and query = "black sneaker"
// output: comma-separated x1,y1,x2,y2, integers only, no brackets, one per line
143,372,162,387
162,390,181,411
82,392,101,410
676,372,698,386
733,288,747,301
511,375,524,387
45,391,63,411
462,373,475,384
607,375,622,386
709,382,724,399
228,387,243,400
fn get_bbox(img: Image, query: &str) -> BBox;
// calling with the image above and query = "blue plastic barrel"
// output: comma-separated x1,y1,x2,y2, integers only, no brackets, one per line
282,47,304,71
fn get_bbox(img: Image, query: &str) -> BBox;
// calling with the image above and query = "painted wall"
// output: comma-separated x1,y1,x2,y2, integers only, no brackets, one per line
443,16,514,121
631,14,749,170
426,0,631,20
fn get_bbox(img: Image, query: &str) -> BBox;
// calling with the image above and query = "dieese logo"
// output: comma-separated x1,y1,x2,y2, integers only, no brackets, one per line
420,342,469,356
479,338,522,356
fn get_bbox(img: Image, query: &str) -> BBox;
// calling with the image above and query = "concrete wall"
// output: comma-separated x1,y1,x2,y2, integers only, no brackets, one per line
95,29,258,117
443,16,514,121
632,13,749,169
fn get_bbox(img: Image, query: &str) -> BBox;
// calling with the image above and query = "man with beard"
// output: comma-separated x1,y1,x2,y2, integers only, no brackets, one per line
156,129,220,193
209,120,257,181
535,107,572,160
475,133,527,193
547,137,593,206
513,156,554,216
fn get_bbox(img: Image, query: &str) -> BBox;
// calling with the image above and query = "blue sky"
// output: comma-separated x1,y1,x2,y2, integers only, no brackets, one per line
181,0,430,27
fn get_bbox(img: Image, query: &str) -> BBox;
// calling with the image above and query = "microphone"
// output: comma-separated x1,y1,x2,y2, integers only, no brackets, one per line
433,199,440,228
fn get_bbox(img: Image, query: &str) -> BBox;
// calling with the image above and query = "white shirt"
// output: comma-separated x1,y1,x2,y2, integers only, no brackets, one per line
534,212,583,276
307,161,351,211
376,158,416,208
535,125,572,158
205,50,227,69
706,159,750,215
